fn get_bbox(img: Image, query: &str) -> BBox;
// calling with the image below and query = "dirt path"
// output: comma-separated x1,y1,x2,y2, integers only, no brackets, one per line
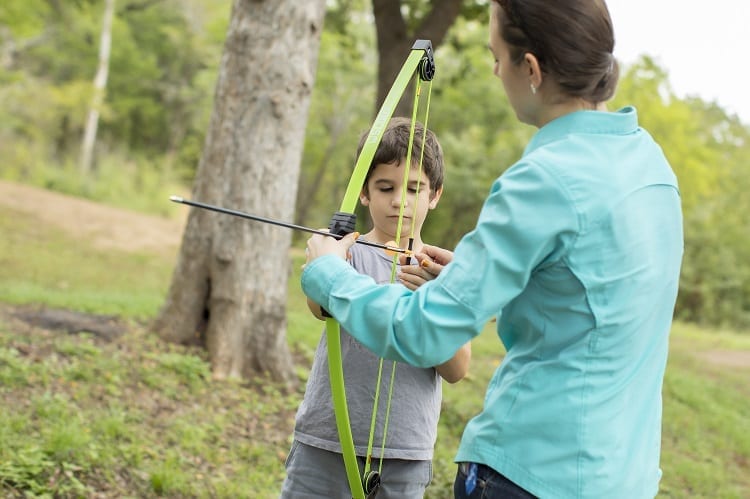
0,180,185,254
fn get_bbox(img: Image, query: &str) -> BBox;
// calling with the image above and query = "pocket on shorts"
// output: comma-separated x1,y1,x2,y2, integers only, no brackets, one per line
284,439,299,469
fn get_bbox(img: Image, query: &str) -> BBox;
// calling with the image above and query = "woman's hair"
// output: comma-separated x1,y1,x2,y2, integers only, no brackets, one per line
356,117,444,198
494,0,619,103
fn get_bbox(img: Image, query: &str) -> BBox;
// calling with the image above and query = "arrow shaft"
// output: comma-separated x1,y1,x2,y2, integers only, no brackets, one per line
170,196,408,254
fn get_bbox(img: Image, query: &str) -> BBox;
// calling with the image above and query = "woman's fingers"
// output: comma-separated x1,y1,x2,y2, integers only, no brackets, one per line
420,244,454,266
398,254,444,289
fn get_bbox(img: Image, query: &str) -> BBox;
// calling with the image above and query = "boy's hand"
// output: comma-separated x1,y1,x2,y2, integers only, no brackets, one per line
304,230,359,266
398,244,453,291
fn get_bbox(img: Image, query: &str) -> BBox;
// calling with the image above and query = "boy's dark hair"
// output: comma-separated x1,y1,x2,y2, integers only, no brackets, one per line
356,117,444,199
494,0,619,103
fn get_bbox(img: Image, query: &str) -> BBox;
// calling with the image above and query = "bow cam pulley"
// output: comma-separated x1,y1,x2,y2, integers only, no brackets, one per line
412,39,435,81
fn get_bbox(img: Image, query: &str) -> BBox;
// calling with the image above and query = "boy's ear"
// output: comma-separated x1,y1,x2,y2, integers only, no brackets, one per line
359,189,370,206
428,186,443,209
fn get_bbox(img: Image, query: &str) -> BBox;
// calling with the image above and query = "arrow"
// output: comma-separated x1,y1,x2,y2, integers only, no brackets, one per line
170,196,410,255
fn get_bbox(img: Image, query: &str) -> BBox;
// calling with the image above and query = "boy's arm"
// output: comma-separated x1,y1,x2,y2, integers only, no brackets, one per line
306,297,326,321
435,342,471,383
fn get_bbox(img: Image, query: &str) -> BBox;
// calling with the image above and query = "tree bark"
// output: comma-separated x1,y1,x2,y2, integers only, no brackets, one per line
373,0,464,117
153,0,326,384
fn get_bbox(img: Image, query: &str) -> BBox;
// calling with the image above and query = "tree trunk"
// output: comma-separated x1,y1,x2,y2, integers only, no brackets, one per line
373,0,464,116
153,0,326,384
79,0,115,174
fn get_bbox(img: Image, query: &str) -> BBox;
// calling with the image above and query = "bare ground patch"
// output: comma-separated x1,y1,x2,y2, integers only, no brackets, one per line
700,349,750,369
0,180,185,254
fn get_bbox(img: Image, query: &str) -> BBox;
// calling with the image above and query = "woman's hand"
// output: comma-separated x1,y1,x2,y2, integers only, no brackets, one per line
398,244,453,291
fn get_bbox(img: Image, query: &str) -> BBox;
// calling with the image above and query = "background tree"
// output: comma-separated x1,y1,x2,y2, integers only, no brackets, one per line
153,0,326,382
79,0,115,174
372,0,463,115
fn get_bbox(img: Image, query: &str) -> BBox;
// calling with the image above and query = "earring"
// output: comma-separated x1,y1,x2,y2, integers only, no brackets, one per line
530,83,537,95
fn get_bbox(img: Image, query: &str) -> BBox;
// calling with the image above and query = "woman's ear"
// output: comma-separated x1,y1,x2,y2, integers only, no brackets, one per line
428,186,443,209
524,52,543,90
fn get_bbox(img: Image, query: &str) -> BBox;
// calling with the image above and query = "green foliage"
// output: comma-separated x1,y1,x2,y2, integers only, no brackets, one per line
612,57,750,328
0,0,226,211
324,0,489,35
0,306,300,497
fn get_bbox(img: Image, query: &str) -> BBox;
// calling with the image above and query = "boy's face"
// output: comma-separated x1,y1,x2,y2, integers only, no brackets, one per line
360,159,442,244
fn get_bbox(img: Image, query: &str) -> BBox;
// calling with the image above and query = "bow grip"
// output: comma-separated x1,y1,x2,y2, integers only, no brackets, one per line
328,211,357,236
320,211,358,318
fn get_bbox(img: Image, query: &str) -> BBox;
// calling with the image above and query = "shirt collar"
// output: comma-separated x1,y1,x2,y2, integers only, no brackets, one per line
523,106,639,156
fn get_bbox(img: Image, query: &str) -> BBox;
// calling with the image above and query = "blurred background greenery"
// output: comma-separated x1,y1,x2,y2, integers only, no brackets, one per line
2,0,747,329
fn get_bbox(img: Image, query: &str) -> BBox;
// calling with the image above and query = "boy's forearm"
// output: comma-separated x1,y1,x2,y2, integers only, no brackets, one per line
435,342,472,383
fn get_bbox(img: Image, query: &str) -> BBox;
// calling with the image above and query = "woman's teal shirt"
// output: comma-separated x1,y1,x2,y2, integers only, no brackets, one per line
302,107,684,498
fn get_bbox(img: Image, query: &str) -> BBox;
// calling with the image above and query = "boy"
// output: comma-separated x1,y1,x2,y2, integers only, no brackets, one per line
281,117,471,498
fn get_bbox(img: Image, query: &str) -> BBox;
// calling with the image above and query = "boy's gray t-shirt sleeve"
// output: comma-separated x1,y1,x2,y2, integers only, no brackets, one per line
293,242,442,460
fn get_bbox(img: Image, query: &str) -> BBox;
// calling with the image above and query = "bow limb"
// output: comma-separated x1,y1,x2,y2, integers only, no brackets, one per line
325,40,435,499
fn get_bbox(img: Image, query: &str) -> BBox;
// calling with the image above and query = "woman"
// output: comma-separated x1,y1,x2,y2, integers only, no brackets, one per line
302,0,683,497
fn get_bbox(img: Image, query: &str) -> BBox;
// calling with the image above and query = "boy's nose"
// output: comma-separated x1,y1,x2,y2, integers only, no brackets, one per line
391,195,408,207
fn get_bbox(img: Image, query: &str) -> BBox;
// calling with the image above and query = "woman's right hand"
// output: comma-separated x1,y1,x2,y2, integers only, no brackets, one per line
398,244,453,291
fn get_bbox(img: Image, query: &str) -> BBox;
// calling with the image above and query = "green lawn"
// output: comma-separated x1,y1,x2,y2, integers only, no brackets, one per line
0,199,748,498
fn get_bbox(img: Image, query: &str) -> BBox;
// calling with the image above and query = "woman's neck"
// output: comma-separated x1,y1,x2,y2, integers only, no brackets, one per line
535,98,608,128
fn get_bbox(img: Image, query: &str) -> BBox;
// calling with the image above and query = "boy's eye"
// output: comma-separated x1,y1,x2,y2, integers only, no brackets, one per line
407,188,419,194
378,187,393,193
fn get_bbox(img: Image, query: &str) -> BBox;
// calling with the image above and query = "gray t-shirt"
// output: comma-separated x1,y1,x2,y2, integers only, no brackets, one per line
294,242,442,460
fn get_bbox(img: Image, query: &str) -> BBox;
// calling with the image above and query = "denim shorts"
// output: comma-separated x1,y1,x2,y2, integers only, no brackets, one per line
280,440,432,499
453,462,537,499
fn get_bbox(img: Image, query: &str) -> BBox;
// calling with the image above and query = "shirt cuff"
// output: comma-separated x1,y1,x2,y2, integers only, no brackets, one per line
301,254,356,310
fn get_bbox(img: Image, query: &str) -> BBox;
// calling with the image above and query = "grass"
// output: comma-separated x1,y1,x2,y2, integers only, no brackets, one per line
0,206,174,318
0,197,749,498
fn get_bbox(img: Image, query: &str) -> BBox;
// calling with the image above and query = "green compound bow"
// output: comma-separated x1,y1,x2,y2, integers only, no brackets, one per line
324,39,435,499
